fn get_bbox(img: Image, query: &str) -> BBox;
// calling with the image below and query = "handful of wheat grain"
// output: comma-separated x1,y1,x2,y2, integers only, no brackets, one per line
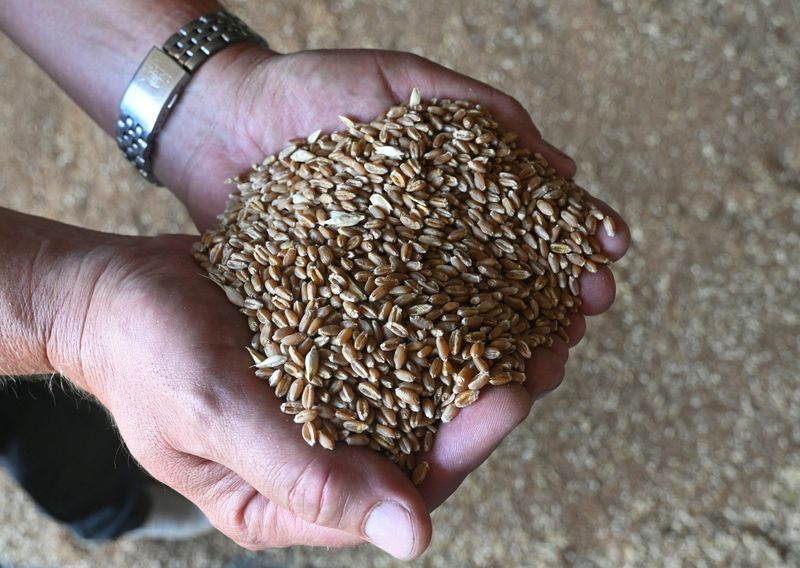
193,89,611,485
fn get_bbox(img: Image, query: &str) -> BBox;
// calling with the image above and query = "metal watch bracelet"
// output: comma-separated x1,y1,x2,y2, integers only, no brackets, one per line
115,11,267,184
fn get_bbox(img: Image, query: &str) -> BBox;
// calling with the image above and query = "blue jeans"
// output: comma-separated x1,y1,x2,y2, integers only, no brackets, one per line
0,377,149,539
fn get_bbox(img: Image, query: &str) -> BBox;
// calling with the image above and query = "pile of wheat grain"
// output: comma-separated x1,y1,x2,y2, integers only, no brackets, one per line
193,89,611,484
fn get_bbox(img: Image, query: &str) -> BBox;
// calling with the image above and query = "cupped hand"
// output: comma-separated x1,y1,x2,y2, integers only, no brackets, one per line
143,46,630,553
75,234,430,558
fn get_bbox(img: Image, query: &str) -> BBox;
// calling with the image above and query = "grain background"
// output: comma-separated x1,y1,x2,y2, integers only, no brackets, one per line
1,0,799,566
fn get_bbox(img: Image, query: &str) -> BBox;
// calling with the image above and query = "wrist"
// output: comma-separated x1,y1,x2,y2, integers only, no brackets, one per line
34,232,131,400
152,43,280,228
104,0,230,132
40,227,203,411
36,229,184,405
0,1,228,136
0,210,122,390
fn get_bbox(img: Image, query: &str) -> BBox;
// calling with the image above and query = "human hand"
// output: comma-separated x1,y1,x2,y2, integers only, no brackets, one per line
1,3,629,558
57,231,435,558
155,47,631,511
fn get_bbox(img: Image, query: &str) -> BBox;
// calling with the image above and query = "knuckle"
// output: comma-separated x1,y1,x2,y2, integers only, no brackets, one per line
231,527,272,551
223,494,315,551
219,490,280,550
231,527,275,552
167,381,235,458
285,457,346,529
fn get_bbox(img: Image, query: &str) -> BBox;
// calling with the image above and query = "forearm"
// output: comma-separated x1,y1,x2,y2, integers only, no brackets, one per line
0,207,112,379
0,0,222,134
0,0,271,221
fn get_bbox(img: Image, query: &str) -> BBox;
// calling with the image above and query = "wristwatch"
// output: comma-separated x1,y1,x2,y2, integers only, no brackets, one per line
115,11,267,184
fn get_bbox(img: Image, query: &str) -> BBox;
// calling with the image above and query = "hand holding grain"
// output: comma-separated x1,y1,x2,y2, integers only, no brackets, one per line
75,49,629,559
0,0,628,557
69,234,430,557
156,43,629,501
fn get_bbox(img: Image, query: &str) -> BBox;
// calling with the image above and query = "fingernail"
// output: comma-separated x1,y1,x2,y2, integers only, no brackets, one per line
364,501,415,559
543,140,576,168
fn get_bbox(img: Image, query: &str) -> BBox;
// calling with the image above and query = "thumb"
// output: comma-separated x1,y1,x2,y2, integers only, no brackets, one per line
177,366,433,559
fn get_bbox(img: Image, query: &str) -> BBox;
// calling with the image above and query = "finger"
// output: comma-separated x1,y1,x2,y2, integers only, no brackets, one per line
175,361,432,560
539,139,577,179
416,384,532,510
414,335,573,508
148,450,364,550
564,313,586,348
374,51,577,178
548,336,570,362
587,195,631,261
374,52,632,259
377,53,627,313
524,343,567,401
578,267,616,315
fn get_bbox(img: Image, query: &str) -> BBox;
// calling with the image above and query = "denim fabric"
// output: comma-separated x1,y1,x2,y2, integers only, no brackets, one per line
0,377,149,540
